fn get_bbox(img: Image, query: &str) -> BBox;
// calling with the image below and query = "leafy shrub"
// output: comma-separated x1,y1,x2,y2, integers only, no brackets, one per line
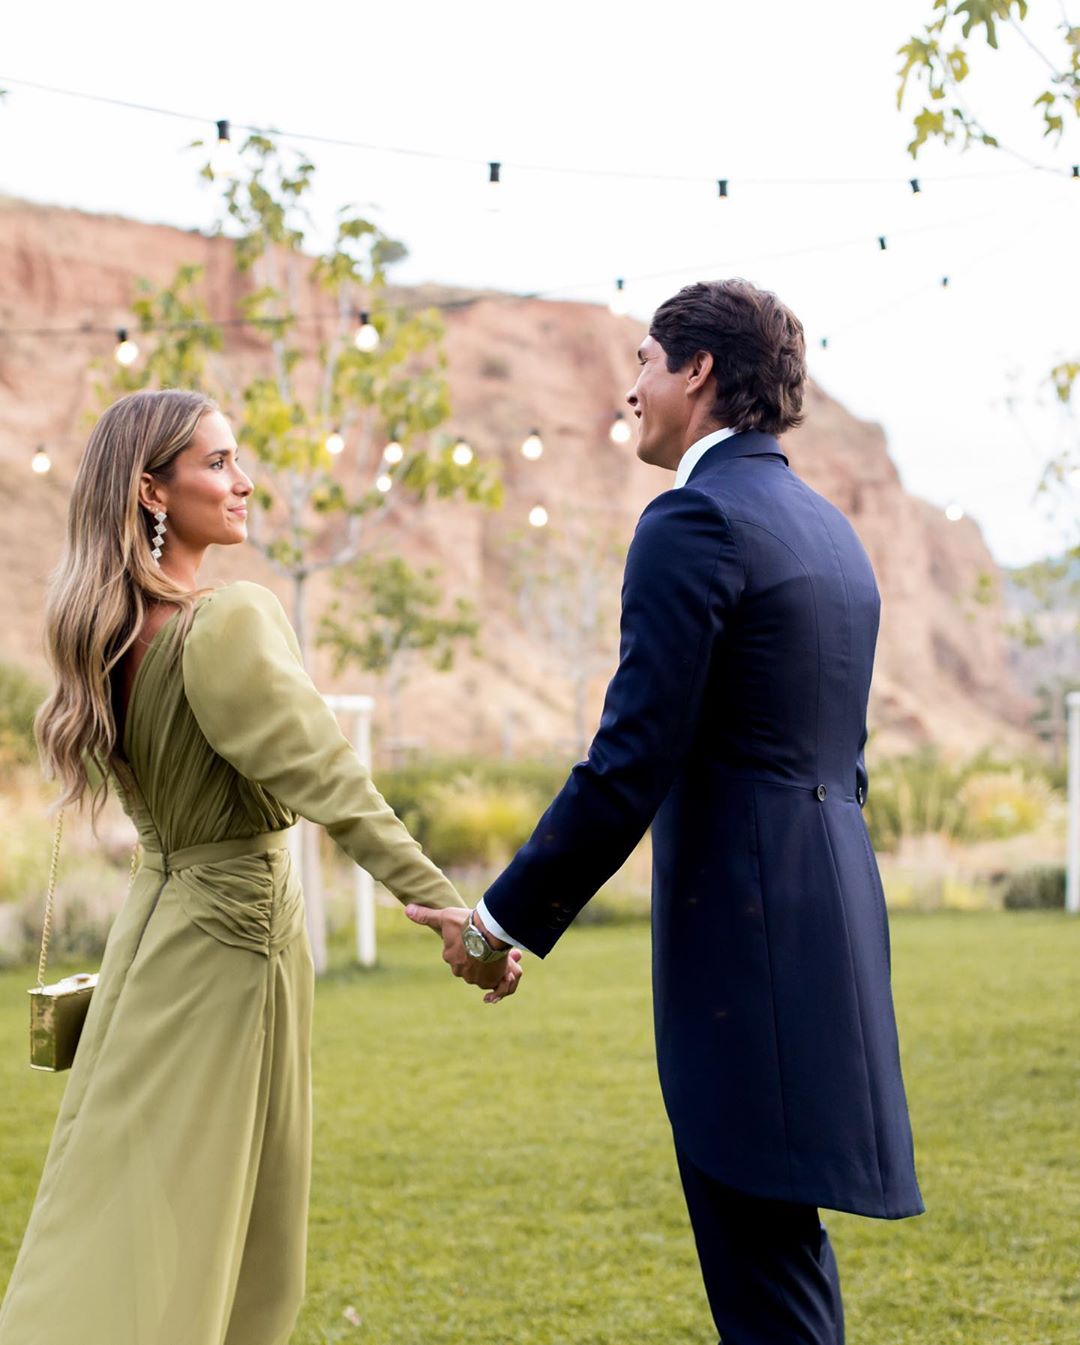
956,769,1052,841
0,662,45,768
421,776,545,868
1001,866,1066,910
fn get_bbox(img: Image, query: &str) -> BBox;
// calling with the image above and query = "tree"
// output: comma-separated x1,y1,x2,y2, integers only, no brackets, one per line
897,1,1080,409
108,132,501,652
509,510,624,759
317,555,479,760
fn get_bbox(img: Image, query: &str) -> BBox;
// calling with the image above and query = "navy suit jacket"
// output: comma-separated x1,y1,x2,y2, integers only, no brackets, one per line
484,430,923,1219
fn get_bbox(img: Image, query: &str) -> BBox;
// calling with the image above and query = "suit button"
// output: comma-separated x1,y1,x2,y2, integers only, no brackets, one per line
816,784,828,801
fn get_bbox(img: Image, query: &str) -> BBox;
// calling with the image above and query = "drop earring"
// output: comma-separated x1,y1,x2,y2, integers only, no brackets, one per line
151,510,167,564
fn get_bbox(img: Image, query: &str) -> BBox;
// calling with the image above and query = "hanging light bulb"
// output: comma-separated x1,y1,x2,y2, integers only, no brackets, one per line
819,337,829,350
1073,165,1079,179
114,328,140,366
717,178,729,200
941,276,950,288
375,474,393,494
452,438,474,466
609,412,632,445
354,310,380,352
31,445,51,475
944,501,964,522
528,505,549,528
877,235,888,251
609,278,629,316
521,429,543,460
383,440,404,464
325,429,345,456
210,119,242,179
1067,466,1080,488
909,177,921,197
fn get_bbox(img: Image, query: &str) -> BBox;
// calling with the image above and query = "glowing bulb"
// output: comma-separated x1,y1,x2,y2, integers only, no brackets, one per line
383,440,404,464
354,311,380,352
609,278,629,317
325,430,345,456
528,505,549,528
452,439,474,466
521,430,543,460
945,501,964,522
114,329,140,366
609,412,632,445
1067,466,1080,488
210,120,242,179
31,446,51,475
375,474,393,494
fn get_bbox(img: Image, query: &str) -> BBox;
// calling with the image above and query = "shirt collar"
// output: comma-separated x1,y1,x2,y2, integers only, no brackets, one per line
674,427,738,489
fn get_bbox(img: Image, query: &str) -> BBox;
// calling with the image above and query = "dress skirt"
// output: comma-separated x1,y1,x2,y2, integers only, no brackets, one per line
0,830,314,1345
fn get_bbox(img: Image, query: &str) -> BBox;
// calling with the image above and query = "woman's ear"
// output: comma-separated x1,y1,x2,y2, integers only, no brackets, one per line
137,472,167,514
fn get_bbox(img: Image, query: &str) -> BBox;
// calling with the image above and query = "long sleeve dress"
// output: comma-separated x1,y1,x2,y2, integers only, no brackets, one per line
0,581,464,1345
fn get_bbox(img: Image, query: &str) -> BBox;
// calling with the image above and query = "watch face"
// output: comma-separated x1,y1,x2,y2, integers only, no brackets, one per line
462,923,487,958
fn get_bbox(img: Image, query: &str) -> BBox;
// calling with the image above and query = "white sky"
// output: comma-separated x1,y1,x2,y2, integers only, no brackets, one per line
3,0,1078,566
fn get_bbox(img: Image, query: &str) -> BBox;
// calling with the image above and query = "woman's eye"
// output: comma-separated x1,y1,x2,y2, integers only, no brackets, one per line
211,458,225,469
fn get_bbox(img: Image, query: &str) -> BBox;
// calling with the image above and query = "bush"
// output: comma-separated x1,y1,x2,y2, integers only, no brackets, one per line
0,662,45,768
377,756,570,852
1001,866,1066,910
420,776,545,868
956,769,1052,841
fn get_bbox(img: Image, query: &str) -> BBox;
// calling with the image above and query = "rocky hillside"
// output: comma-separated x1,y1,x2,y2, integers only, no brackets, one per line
0,197,1032,761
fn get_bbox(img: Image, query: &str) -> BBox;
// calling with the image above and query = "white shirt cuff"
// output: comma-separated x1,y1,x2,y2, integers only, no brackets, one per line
475,896,536,956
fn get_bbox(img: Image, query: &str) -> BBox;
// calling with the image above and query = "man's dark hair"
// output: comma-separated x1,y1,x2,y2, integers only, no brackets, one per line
648,279,806,436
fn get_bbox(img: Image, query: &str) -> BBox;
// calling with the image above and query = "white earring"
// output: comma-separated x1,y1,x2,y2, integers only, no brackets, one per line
151,510,167,564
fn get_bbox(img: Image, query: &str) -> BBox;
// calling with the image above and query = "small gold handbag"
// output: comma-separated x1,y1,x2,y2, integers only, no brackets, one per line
28,813,138,1072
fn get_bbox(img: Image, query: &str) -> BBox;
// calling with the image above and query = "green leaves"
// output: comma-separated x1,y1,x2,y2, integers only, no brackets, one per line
317,555,479,680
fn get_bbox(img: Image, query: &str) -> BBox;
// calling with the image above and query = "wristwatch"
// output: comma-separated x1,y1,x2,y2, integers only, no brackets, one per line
462,910,509,964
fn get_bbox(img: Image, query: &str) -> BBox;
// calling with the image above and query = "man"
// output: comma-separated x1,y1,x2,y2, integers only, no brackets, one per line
407,279,923,1344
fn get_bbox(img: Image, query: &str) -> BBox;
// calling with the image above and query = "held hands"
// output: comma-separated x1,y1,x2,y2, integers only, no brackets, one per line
404,905,523,1004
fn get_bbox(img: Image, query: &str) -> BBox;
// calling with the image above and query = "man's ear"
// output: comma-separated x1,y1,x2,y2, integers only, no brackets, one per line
685,349,714,398
137,472,167,514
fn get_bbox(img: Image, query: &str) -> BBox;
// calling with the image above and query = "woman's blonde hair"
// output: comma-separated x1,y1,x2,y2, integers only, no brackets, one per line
36,388,218,819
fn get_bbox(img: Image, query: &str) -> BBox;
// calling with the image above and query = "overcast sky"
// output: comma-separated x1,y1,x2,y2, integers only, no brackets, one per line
3,0,1078,566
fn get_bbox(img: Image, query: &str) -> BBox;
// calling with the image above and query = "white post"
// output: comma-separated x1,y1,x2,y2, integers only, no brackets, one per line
325,695,377,965
1067,691,1080,916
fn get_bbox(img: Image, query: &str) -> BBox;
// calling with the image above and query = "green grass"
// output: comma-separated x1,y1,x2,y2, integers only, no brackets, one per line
2,912,1078,1344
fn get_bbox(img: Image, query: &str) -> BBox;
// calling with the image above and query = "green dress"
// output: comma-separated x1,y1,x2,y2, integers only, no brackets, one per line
0,581,464,1345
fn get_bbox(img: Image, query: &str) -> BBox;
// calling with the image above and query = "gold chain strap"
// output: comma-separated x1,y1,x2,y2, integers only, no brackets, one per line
36,812,142,990
36,811,64,989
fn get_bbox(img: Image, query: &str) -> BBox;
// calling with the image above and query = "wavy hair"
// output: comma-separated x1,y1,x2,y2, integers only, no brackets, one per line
35,389,218,819
649,279,806,436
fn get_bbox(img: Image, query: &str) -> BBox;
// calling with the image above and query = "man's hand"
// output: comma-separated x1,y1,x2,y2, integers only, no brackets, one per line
404,905,524,1003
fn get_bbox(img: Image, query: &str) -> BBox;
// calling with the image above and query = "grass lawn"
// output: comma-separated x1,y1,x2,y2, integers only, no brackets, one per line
2,910,1078,1344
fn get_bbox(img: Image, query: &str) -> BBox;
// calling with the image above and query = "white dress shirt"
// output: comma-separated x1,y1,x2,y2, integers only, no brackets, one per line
674,426,738,488
475,427,739,954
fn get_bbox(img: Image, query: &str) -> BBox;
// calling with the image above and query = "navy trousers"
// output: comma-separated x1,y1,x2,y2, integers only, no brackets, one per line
676,1146,845,1345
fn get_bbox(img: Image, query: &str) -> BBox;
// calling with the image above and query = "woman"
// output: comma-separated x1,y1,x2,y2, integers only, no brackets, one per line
0,389,519,1345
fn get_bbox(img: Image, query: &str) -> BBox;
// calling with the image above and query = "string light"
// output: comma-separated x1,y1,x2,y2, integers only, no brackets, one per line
325,428,345,455
114,328,140,366
383,440,404,464
609,412,632,445
209,119,242,179
452,438,474,466
488,161,501,185
521,429,543,460
31,445,51,474
819,337,829,349
945,501,964,522
878,235,887,251
528,505,549,528
910,178,921,196
941,276,950,287
1073,166,1079,179
353,311,380,353
717,179,729,199
375,473,393,494
609,278,629,317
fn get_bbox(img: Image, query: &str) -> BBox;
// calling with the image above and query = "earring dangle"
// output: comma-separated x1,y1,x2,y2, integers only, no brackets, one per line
151,510,167,564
